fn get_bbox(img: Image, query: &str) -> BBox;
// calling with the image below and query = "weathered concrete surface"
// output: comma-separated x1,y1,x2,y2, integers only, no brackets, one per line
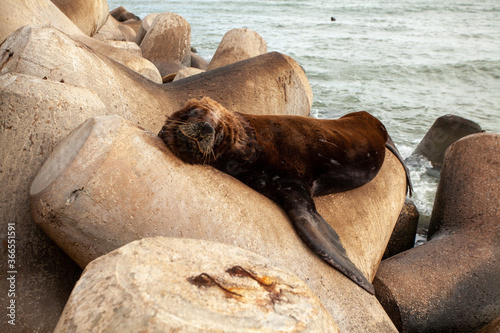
1,26,313,129
383,198,419,260
94,14,140,44
0,73,110,332
140,12,192,76
411,114,482,168
121,18,142,34
374,133,500,333
191,51,209,70
174,67,205,81
51,0,109,36
109,6,128,21
0,0,82,41
93,14,127,41
136,13,160,45
0,24,311,331
0,0,161,82
100,40,142,57
109,5,139,22
207,28,268,71
428,133,499,239
31,116,407,332
55,237,339,332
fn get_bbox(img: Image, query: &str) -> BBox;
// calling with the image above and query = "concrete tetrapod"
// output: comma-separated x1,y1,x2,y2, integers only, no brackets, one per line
411,114,482,168
136,13,160,45
207,28,268,71
51,0,109,36
0,73,108,332
54,237,339,332
110,6,129,21
94,14,137,43
0,0,162,83
1,26,313,131
31,116,407,332
140,12,192,76
374,133,500,332
0,24,311,331
383,198,419,260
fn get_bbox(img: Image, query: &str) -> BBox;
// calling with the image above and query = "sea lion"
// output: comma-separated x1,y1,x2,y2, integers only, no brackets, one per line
158,97,412,294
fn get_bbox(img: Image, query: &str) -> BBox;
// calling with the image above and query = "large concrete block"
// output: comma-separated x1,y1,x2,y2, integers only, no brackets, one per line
109,6,140,22
0,73,110,332
411,114,482,168
1,26,312,131
0,24,309,331
51,0,109,36
140,12,192,76
428,133,499,238
100,40,143,57
383,198,419,260
374,133,500,332
191,51,209,70
0,0,82,41
31,115,407,332
93,14,127,41
207,28,268,71
95,14,141,44
0,0,161,83
54,237,339,332
135,13,160,45
173,67,205,81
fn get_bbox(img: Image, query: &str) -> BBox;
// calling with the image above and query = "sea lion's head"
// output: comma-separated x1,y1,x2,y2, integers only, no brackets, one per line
159,97,241,164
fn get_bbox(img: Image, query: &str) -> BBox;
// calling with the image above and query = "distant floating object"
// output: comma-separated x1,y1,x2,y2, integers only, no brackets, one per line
331,16,336,22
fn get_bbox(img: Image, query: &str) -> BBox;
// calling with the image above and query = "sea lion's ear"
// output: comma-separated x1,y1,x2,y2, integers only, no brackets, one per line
187,107,203,118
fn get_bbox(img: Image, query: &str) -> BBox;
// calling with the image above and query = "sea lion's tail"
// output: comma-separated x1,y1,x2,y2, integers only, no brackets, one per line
385,136,413,197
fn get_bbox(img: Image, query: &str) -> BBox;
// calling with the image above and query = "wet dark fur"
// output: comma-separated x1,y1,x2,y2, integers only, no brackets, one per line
159,97,412,294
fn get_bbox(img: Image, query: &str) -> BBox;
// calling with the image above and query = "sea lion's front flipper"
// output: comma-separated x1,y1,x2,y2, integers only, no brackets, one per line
279,184,375,295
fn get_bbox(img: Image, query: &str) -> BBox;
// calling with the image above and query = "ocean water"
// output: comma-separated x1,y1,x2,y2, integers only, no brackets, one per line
108,0,500,237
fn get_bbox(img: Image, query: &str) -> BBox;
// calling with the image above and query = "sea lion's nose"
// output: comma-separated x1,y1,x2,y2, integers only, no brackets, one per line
158,126,168,139
180,122,214,139
197,121,214,136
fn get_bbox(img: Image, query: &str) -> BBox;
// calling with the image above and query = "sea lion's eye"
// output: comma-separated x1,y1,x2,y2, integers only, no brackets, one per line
188,107,203,118
214,131,224,146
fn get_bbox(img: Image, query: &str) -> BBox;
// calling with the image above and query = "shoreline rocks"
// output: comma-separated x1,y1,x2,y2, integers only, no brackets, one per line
410,114,483,168
0,0,162,83
0,9,312,330
0,73,104,332
383,198,419,260
140,12,192,76
30,115,407,332
207,28,268,71
374,133,500,332
51,0,109,36
1,26,312,130
54,237,339,332
1,1,498,332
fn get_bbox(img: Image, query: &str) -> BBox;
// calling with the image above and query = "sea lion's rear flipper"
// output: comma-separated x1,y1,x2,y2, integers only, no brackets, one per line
279,183,375,295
